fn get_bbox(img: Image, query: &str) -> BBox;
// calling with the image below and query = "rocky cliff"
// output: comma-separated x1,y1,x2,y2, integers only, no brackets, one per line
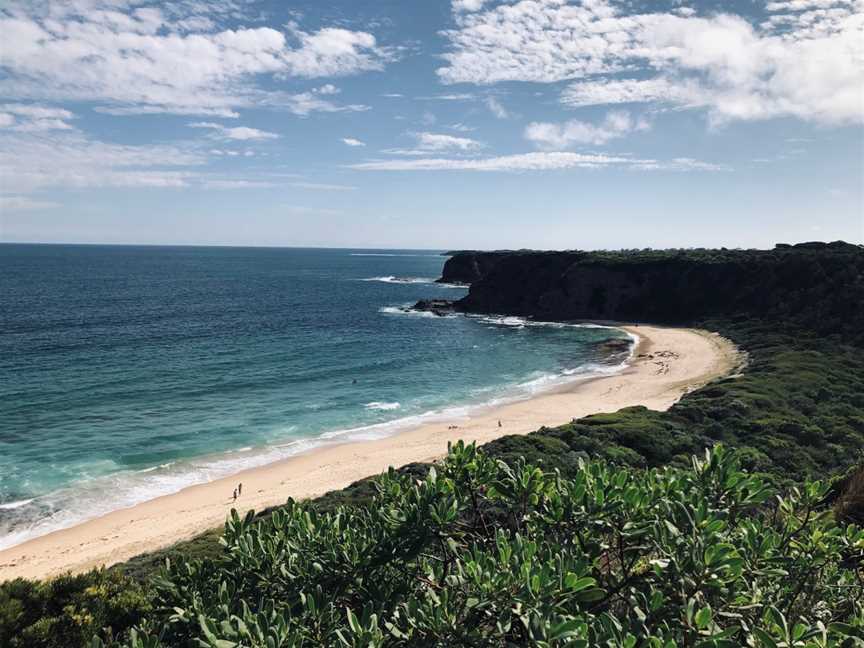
437,242,864,344
437,251,512,284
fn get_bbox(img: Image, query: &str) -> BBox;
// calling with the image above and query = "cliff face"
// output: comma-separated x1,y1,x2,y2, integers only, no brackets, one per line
437,251,512,284
446,243,864,344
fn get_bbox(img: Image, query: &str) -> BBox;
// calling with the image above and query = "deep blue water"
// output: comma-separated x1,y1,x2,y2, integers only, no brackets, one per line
0,244,631,548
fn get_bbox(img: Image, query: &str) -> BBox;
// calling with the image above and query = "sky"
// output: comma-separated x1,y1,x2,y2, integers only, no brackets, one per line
0,0,862,250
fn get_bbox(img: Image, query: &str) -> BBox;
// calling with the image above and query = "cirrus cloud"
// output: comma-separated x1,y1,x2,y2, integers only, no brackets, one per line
0,128,207,193
0,195,61,211
0,103,77,132
189,122,280,141
348,151,726,172
383,131,485,156
290,182,357,191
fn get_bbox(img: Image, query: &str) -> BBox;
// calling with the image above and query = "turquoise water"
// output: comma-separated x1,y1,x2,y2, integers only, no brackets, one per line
0,245,632,549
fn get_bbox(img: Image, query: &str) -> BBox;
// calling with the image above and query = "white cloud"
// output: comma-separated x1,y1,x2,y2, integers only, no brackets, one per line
341,138,366,146
95,105,241,118
284,205,343,216
453,0,489,12
0,127,309,194
485,97,510,119
0,131,205,192
0,1,392,116
766,0,849,11
525,110,650,148
0,104,74,120
439,0,633,84
417,93,475,101
561,78,688,108
349,151,725,172
202,179,276,189
279,24,390,78
315,84,340,95
9,118,76,132
415,132,483,151
439,0,864,126
270,86,369,117
189,122,280,140
290,182,357,191
209,148,258,157
674,7,697,18
0,195,61,211
0,103,77,131
383,132,485,156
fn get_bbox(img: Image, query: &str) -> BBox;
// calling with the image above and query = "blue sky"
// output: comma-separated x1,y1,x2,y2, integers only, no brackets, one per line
0,0,861,249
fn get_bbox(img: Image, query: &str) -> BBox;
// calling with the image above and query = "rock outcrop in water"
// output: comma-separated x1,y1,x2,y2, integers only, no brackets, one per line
413,299,458,316
427,242,864,345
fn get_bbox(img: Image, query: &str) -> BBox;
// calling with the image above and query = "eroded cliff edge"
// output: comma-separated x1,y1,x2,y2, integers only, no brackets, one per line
437,250,512,285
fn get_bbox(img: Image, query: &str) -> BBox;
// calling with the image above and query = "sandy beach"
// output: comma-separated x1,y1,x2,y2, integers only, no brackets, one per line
0,324,739,582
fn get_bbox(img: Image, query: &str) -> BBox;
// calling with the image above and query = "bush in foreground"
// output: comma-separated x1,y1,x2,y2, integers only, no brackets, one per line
90,443,863,647
0,569,149,647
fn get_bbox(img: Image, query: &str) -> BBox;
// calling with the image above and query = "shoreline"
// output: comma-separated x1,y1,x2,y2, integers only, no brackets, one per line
0,320,633,554
0,324,740,582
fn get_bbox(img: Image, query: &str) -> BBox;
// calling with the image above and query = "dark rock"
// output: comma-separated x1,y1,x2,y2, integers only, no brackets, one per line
437,251,513,285
413,299,458,316
600,338,632,352
438,243,864,345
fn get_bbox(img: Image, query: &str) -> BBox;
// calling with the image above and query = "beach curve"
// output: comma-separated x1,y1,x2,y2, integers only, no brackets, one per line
0,324,740,582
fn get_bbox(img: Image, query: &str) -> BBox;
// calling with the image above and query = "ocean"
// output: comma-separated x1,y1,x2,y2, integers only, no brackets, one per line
0,244,633,549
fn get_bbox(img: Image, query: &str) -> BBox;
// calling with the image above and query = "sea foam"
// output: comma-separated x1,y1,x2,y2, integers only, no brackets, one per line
0,330,634,552
379,305,456,319
0,499,33,510
365,401,401,411
362,276,436,284
0,289,634,553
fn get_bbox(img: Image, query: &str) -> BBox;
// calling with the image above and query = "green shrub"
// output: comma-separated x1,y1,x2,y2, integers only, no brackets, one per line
101,443,863,647
0,569,150,647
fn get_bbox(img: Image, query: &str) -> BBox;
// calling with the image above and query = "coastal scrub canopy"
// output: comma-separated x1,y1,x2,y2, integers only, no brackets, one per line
74,442,863,647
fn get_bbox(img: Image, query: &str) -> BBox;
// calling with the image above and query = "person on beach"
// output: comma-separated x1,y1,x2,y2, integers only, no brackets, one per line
498,420,502,428
238,482,242,496
232,489,237,502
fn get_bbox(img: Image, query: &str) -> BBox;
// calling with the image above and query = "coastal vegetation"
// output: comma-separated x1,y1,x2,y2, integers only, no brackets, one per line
4,444,864,646
486,320,864,482
2,242,863,646
0,569,149,647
